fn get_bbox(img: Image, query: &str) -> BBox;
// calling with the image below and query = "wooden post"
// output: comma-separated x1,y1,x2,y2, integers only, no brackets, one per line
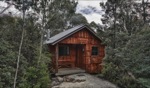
55,44,59,73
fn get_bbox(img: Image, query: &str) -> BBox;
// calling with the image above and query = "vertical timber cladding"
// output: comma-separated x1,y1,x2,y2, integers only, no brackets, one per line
59,28,104,73
86,31,103,73
48,45,56,72
58,44,76,68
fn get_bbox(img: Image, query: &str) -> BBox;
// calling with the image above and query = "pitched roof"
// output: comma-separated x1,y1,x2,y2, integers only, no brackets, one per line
44,24,101,45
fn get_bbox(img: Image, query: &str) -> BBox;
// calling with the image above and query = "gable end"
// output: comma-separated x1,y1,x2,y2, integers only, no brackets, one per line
44,25,102,45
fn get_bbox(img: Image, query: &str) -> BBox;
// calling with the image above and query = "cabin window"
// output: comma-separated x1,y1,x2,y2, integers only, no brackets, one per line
59,46,69,56
91,46,98,55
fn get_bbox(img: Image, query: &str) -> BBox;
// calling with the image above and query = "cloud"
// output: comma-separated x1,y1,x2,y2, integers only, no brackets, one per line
83,12,103,24
79,6,103,15
0,1,21,16
76,1,106,24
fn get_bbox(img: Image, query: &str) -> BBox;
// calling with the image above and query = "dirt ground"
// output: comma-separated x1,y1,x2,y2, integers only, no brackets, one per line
52,73,118,88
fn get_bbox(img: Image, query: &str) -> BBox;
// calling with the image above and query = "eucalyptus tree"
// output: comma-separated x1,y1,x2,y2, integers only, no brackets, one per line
141,0,150,23
1,0,88,87
1,0,51,87
0,15,28,88
100,0,146,65
13,1,27,88
123,25,150,88
100,0,147,87
45,0,78,36
70,13,88,27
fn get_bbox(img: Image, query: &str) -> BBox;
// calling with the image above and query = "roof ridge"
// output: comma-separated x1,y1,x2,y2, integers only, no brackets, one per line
44,24,102,45
50,24,85,38
44,24,86,44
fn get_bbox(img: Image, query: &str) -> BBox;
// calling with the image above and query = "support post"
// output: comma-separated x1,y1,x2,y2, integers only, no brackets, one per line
55,44,59,73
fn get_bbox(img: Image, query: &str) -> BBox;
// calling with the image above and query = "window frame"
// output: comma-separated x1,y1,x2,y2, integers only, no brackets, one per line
59,45,70,56
91,46,98,56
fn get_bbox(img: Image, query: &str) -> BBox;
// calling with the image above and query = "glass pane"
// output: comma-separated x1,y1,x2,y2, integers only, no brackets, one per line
92,47,98,55
59,46,69,56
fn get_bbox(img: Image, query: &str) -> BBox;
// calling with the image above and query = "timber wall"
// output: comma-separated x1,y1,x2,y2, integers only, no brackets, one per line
49,28,105,73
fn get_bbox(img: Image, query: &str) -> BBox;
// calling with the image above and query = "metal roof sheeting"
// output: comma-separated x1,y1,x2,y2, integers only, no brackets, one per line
44,24,101,45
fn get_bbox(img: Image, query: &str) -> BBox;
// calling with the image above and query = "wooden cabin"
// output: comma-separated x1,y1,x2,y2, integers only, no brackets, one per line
44,24,105,74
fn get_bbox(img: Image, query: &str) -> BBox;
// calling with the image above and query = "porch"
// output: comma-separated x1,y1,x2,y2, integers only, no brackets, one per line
54,44,86,73
56,68,85,76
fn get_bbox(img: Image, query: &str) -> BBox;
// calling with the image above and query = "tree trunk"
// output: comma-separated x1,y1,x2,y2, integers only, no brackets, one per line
13,1,25,88
38,0,46,64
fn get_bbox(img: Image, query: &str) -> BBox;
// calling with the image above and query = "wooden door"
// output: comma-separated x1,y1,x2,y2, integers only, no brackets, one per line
76,44,85,69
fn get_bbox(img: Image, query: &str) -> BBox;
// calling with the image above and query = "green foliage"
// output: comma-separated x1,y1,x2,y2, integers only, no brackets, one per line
138,78,150,88
1,0,89,87
0,16,27,88
0,40,16,88
0,40,27,88
19,60,50,88
70,13,88,26
0,15,51,88
101,0,150,88
101,23,150,88
45,0,88,36
102,62,144,88
123,26,150,87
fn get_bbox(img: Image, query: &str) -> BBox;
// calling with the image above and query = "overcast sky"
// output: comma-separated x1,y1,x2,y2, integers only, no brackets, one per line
0,1,21,15
0,0,106,24
76,0,106,24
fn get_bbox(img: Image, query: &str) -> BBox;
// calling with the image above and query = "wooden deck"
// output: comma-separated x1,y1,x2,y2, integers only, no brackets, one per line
56,68,85,76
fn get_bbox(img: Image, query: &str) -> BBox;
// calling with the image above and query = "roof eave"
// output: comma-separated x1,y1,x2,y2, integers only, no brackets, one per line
50,25,87,45
45,25,103,45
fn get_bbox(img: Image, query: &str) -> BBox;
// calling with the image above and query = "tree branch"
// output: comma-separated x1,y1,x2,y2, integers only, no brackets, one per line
0,4,12,14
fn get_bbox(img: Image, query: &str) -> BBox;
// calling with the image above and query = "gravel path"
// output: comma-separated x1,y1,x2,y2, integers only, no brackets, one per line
52,73,118,88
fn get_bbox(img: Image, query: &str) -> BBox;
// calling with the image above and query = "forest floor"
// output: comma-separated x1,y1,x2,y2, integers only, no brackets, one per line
52,73,118,88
